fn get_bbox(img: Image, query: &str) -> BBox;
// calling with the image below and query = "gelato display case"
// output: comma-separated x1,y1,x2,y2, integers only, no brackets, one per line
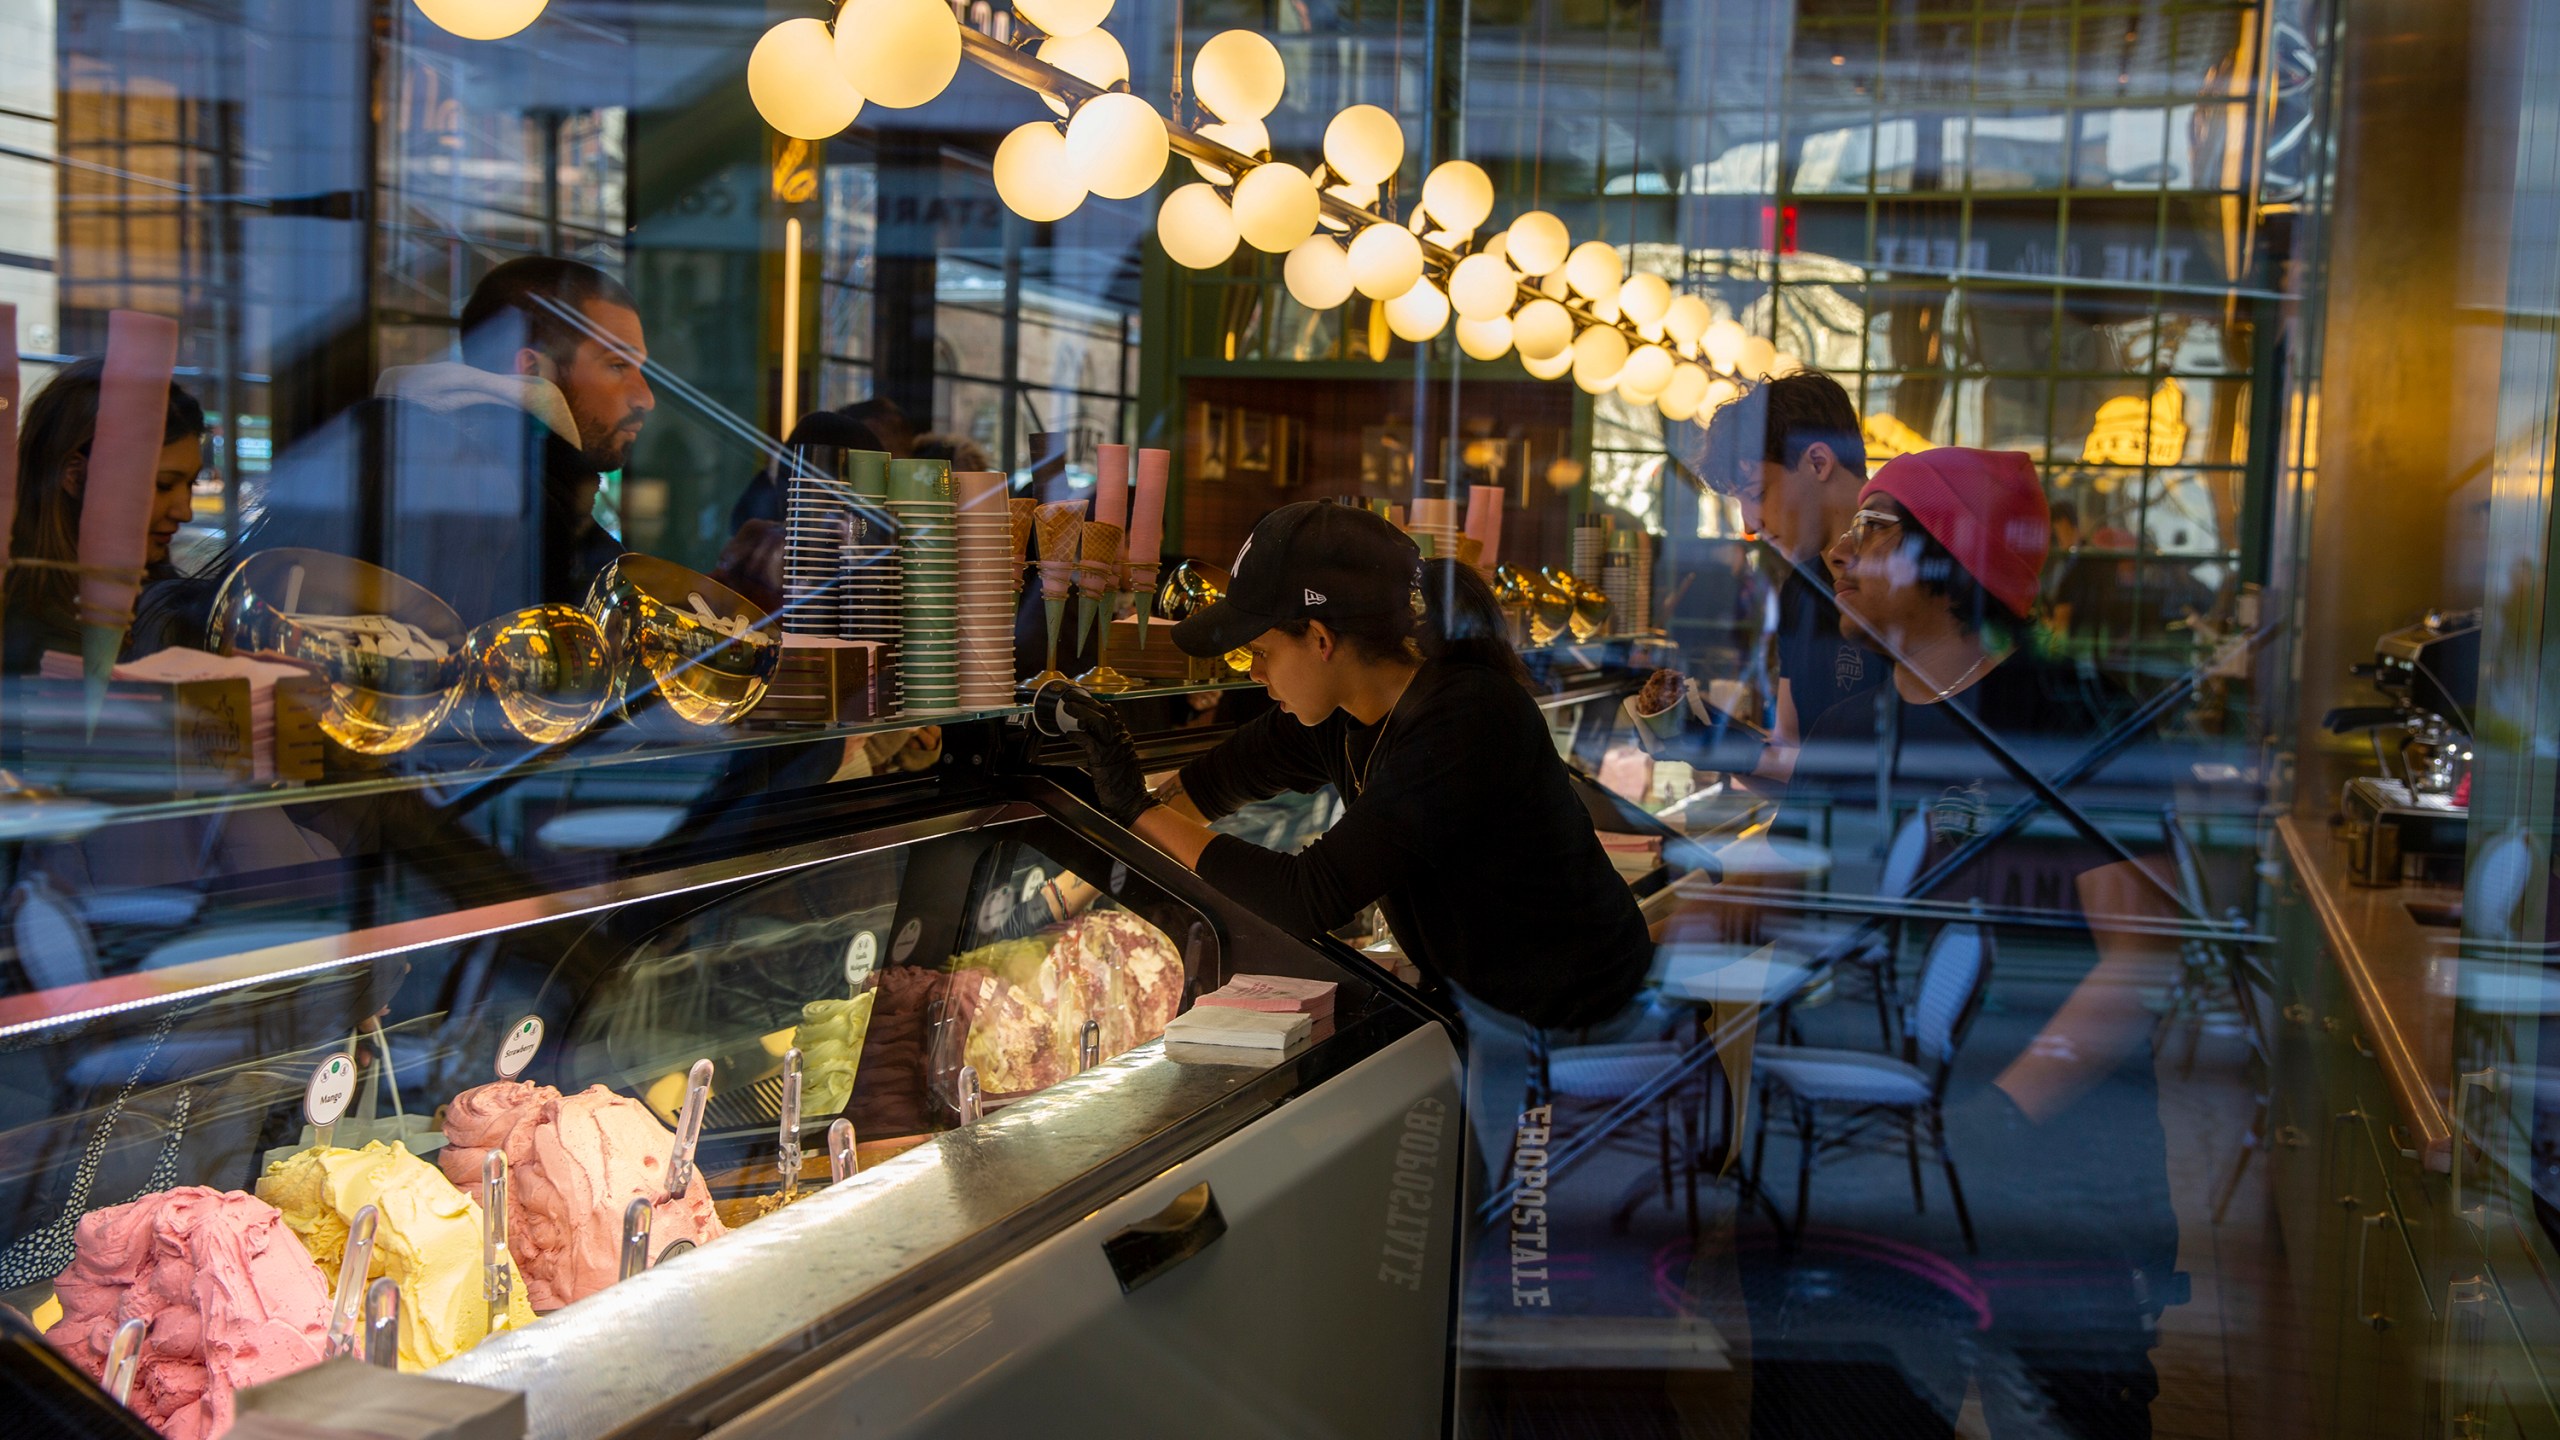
0,695,1461,1439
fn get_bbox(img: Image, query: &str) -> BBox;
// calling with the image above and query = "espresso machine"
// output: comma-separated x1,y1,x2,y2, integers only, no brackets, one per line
2325,609,2480,885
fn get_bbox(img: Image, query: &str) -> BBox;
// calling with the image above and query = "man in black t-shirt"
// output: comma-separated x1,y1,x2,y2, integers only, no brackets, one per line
1787,446,2184,1438
1650,371,1886,778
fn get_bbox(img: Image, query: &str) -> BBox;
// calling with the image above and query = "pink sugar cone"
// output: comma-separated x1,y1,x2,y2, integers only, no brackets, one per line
79,311,181,728
1466,483,1505,567
1130,448,1169,563
1094,444,1130,530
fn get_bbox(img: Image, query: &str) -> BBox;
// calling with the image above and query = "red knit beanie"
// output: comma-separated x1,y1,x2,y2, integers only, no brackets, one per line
1858,448,2049,617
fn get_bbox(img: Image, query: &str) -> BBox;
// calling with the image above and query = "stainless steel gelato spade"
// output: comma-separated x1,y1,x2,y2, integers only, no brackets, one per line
363,1277,400,1368
103,1316,146,1404
827,1117,857,1183
325,1204,380,1360
483,1152,516,1332
665,1059,714,1195
619,1197,655,1282
777,1047,804,1203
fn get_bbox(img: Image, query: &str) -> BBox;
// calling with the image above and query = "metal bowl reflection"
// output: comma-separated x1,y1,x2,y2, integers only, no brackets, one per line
1155,560,1251,675
466,604,618,745
210,548,466,755
584,555,781,727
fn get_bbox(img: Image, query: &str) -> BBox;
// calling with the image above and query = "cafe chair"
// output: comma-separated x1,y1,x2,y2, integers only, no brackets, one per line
1538,1033,1717,1238
2151,810,2284,1224
1749,921,1994,1253
1765,811,1930,1047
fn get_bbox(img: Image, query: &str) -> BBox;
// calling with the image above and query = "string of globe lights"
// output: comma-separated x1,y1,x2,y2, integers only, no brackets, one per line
410,0,1787,423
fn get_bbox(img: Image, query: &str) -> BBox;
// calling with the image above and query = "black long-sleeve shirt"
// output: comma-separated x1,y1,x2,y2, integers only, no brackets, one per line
1179,659,1652,1030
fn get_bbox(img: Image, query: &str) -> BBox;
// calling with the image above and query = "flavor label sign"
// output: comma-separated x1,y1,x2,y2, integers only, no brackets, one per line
844,931,878,989
496,1016,544,1079
305,1053,357,1128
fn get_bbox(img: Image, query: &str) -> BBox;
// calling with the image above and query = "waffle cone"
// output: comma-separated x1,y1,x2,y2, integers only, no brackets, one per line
1009,498,1039,561
1035,502,1085,563
1077,523,1125,597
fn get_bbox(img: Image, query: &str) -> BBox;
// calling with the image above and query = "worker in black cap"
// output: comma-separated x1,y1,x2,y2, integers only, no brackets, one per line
1039,500,1656,1173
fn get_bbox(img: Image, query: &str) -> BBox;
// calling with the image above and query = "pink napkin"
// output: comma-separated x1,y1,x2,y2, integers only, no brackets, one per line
1094,443,1130,530
1130,448,1170,563
1465,484,1505,566
79,311,180,633
1197,973,1337,1018
0,304,18,569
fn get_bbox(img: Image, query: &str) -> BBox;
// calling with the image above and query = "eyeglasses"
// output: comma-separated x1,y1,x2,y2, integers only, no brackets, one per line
1840,507,1903,549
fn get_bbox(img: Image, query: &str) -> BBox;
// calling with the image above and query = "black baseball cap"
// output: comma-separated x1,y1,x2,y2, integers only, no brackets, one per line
1172,501,1422,657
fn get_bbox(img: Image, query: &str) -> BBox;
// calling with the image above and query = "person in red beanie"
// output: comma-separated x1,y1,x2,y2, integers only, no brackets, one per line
1768,445,2186,1439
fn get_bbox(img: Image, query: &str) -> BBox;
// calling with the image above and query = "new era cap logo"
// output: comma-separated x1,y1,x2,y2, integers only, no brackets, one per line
1232,536,1253,574
1304,589,1326,605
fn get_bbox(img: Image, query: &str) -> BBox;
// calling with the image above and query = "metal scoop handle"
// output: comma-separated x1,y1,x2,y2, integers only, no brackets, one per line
827,1117,857,1184
104,1316,147,1404
363,1277,400,1368
620,1197,655,1282
482,1151,515,1328
326,1204,380,1359
777,1048,804,1199
665,1059,714,1194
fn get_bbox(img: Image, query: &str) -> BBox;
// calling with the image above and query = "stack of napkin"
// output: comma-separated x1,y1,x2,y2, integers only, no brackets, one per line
1163,1005,1311,1051
1195,973,1337,1019
42,648,312,780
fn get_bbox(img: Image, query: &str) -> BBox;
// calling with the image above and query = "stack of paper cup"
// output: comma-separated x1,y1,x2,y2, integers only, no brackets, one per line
783,469,855,637
954,471,1014,708
841,451,900,711
889,458,958,712
1409,494,1462,562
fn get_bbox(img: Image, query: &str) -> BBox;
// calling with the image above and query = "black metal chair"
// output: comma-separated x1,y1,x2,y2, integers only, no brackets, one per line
1749,921,1995,1252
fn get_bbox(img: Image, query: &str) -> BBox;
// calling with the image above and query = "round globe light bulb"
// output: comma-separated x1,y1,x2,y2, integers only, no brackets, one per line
834,0,962,109
1157,183,1241,269
1231,161,1320,252
1521,346,1575,380
1571,325,1629,394
993,121,1087,222
1014,0,1111,38
1323,105,1404,187
1702,378,1742,415
1347,223,1424,300
1194,30,1286,122
1506,210,1570,277
1589,292,1622,324
1618,374,1666,408
1064,92,1167,200
1448,252,1518,322
1420,160,1495,234
1658,362,1711,422
1036,29,1129,116
1283,236,1354,309
749,18,863,139
1189,117,1268,183
1773,349,1803,376
1541,269,1571,301
1737,334,1778,381
1456,315,1514,362
1618,273,1672,328
1663,294,1711,351
1621,342,1674,398
1512,298,1573,360
1564,240,1624,303
1385,278,1451,343
413,0,547,41
1702,317,1747,374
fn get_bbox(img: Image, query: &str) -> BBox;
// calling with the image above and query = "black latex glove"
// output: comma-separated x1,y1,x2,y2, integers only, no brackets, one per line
1036,684,1153,827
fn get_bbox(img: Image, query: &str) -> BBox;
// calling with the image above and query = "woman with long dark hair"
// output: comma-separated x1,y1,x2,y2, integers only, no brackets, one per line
6,359,209,670
1042,500,1656,1171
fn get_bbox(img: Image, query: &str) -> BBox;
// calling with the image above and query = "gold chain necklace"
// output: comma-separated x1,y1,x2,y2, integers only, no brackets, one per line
1922,650,1995,703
